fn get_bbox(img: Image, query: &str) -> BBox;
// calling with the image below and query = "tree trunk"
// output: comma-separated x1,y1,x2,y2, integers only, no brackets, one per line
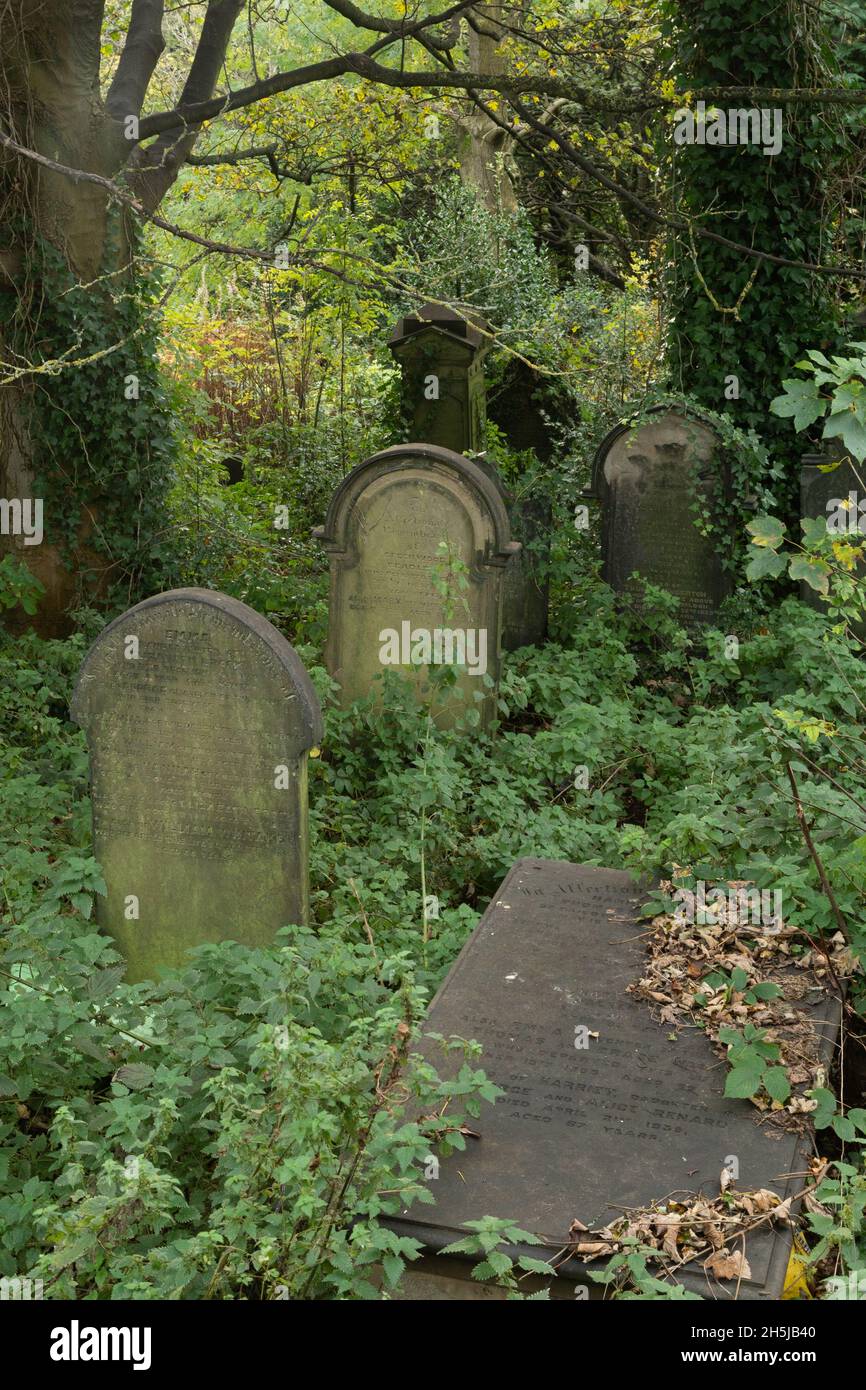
0,0,242,635
457,3,519,215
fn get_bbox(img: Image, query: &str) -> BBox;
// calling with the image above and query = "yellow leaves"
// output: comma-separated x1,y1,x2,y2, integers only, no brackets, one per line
831,539,862,570
773,708,837,743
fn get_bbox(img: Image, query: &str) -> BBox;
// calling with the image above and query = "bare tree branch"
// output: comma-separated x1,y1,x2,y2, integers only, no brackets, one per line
127,0,246,210
319,0,468,48
105,0,167,120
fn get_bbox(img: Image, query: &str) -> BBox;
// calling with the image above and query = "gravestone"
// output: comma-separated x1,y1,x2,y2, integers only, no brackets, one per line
586,409,731,628
499,490,551,651
800,449,866,637
388,305,549,649
487,357,555,464
388,858,837,1300
313,444,518,729
388,301,490,455
70,588,323,982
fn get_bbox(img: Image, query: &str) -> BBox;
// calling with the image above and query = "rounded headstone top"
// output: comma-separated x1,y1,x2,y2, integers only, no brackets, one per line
587,405,721,499
312,444,519,561
70,587,324,749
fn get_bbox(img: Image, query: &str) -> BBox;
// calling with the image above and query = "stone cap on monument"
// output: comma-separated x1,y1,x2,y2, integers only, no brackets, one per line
388,301,491,357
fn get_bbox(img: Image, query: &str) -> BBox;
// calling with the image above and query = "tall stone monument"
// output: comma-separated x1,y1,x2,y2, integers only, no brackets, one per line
313,445,518,729
388,301,490,455
388,303,550,649
586,408,731,628
71,588,323,982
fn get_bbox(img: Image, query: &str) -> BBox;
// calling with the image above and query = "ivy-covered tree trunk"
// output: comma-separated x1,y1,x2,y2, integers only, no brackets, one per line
0,0,243,635
665,0,840,512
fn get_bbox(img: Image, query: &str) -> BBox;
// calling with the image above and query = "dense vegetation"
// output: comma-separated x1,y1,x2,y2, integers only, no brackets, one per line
1,0,866,1300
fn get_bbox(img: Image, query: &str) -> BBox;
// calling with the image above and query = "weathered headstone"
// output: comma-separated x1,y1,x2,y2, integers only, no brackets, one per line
313,445,518,729
800,449,866,637
487,357,555,464
388,301,490,455
499,490,551,651
388,858,837,1300
71,588,323,982
388,305,549,649
586,408,731,628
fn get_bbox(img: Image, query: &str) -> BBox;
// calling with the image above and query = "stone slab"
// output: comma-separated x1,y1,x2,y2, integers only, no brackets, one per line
387,858,838,1299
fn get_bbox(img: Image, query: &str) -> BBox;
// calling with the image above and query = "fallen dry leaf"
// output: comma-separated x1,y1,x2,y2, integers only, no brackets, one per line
704,1248,752,1281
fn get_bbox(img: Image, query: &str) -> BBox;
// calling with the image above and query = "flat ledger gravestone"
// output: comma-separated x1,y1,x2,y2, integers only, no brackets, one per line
71,589,323,982
588,409,731,628
388,858,837,1300
313,444,518,730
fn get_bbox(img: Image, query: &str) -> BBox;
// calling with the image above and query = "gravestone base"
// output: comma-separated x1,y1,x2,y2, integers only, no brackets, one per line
386,858,838,1301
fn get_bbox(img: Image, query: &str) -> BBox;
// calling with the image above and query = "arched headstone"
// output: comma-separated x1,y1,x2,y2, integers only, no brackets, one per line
586,408,731,628
388,304,550,650
313,445,519,729
71,588,323,982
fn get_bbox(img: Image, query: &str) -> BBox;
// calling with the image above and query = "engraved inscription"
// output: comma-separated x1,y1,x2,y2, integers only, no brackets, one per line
71,591,322,981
